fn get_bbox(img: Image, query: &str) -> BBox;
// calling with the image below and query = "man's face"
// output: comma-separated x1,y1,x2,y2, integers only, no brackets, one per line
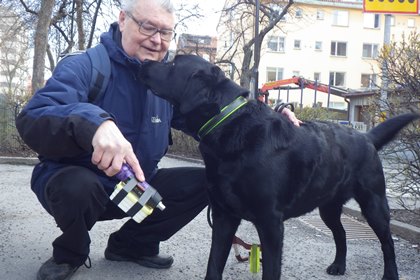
119,1,174,62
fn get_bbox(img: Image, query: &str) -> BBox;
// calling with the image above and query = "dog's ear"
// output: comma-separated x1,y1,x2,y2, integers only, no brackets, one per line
179,86,212,115
177,62,227,115
211,65,228,85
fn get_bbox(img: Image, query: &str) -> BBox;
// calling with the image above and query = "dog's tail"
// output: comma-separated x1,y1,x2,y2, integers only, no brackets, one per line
367,113,420,151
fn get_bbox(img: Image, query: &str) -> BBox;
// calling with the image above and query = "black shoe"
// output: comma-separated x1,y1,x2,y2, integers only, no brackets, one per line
36,257,79,280
104,247,174,269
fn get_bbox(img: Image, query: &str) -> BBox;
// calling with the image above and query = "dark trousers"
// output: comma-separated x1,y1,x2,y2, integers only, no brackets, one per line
44,165,208,267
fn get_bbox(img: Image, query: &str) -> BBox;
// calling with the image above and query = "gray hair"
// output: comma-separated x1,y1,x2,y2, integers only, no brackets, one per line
121,0,175,14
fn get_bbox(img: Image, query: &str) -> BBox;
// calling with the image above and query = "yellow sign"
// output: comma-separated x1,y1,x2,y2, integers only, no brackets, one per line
364,0,419,14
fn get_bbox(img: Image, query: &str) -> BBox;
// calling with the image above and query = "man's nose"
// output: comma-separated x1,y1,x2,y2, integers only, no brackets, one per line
150,31,162,43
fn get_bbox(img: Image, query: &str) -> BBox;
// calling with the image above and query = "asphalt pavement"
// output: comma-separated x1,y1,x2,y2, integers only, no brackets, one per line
0,156,419,280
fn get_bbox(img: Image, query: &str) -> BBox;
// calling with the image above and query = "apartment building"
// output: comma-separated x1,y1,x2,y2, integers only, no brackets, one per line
176,33,218,63
216,0,418,124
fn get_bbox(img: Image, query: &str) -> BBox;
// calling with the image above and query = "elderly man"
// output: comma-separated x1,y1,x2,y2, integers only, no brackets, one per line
17,0,301,279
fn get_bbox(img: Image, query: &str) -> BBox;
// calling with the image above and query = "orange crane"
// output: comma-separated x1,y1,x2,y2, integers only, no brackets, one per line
258,77,348,105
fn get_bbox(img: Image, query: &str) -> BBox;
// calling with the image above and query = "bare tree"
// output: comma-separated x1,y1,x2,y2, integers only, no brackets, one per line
0,5,31,98
31,0,55,93
173,2,201,34
15,0,122,93
0,5,32,155
11,0,204,95
216,0,293,90
373,31,420,214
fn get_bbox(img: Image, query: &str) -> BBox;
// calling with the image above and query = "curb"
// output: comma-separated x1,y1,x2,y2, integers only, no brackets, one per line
0,156,39,165
343,206,420,245
1,156,418,245
165,153,204,165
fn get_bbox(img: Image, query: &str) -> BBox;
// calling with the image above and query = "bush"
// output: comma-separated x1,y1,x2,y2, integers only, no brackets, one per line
168,129,201,159
295,106,341,121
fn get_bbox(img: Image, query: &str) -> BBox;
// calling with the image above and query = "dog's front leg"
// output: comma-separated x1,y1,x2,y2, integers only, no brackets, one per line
205,208,241,280
255,219,285,280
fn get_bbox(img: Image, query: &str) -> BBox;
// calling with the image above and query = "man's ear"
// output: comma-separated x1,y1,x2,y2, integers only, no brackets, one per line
118,11,127,31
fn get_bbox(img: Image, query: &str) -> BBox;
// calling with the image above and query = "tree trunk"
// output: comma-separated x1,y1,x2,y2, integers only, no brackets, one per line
75,0,85,50
32,0,55,94
240,49,253,89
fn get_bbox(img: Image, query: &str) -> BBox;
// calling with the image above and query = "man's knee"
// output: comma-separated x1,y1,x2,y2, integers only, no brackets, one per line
45,166,109,220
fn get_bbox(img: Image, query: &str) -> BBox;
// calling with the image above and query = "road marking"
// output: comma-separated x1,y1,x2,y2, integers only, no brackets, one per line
298,215,378,240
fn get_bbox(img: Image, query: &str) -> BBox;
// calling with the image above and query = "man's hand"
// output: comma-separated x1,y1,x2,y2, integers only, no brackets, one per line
91,120,145,181
281,107,303,127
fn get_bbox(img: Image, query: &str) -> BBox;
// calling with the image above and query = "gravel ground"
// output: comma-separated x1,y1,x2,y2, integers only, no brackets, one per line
0,158,419,280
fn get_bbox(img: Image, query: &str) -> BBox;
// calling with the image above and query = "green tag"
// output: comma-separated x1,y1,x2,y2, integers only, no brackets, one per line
249,244,260,273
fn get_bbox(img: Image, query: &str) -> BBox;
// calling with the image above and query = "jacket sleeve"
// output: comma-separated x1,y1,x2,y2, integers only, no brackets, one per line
16,53,114,158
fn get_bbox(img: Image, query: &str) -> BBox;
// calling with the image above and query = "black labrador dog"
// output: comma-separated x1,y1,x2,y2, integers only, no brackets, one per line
138,55,419,280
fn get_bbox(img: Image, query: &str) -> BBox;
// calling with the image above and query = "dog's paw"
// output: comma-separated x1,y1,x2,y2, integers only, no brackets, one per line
326,263,345,275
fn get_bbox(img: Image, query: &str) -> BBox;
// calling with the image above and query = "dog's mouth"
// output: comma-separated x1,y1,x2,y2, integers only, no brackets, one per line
138,61,163,87
139,59,174,81
138,61,181,107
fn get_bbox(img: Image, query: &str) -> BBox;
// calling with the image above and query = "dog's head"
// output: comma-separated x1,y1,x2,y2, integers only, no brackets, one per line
138,55,248,115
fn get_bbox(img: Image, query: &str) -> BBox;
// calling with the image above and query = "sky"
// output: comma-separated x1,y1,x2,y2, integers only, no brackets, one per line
108,0,225,36
172,0,226,36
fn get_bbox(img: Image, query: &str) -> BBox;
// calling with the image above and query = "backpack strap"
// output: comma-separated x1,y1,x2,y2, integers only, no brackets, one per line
86,44,111,103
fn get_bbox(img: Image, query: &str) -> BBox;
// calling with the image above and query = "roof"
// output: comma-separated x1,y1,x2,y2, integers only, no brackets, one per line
343,89,378,98
295,0,363,9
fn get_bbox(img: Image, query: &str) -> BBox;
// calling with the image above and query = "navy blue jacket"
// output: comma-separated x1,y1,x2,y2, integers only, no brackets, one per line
16,23,182,211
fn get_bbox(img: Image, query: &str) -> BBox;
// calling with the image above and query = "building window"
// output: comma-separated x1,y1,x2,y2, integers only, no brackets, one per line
362,43,379,58
280,14,288,22
268,36,285,52
332,10,348,27
329,72,345,86
330,41,347,56
295,8,303,18
363,13,380,29
294,40,301,49
267,67,284,82
330,101,346,110
315,41,322,51
407,18,415,28
361,74,377,88
390,15,395,26
314,72,321,82
316,10,324,20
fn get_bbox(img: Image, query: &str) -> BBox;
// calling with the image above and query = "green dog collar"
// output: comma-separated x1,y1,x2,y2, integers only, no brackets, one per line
198,96,248,140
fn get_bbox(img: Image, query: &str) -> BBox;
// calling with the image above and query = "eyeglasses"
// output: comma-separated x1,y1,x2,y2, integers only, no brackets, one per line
125,11,175,42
